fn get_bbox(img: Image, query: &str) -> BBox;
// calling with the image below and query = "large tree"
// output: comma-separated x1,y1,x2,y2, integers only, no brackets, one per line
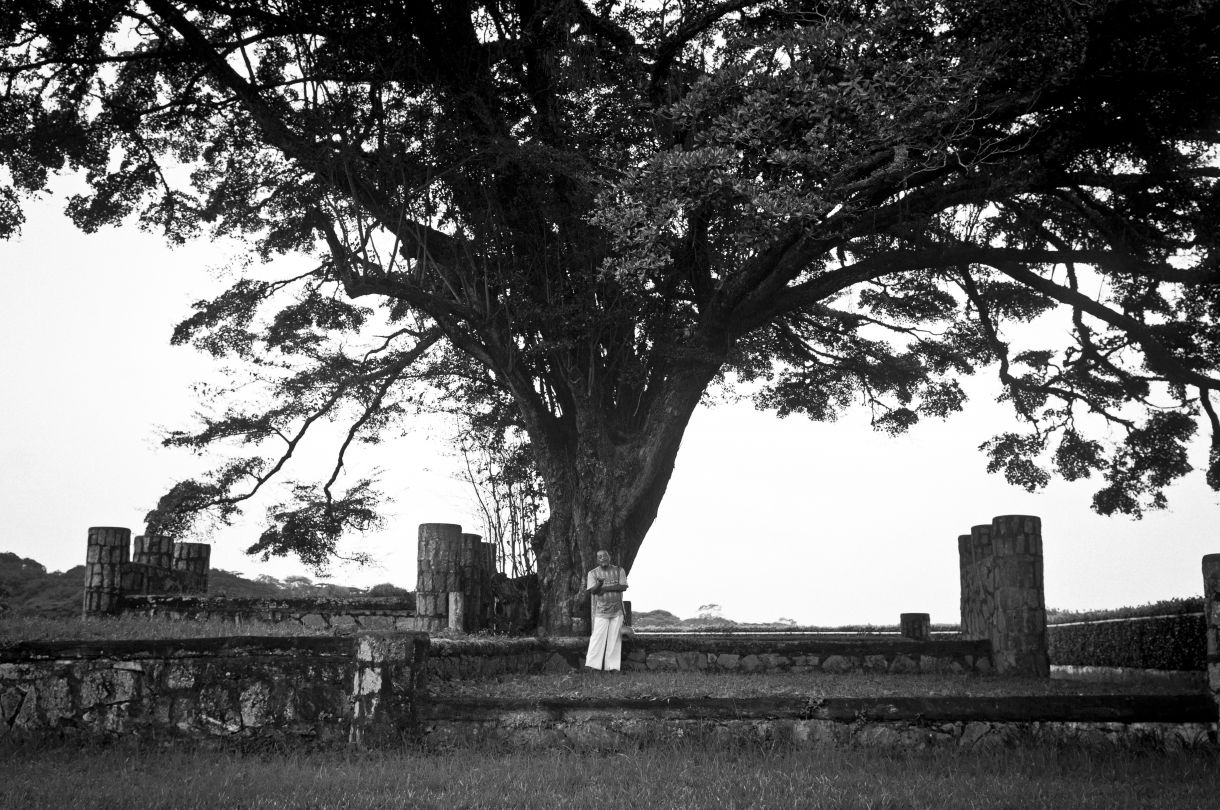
3,0,1219,632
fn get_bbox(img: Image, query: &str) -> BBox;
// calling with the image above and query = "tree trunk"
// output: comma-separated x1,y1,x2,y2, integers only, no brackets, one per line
529,360,721,635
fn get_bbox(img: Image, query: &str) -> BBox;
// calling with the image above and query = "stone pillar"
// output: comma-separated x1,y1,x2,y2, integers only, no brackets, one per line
900,612,931,641
959,516,1048,676
989,515,1048,676
133,535,173,569
349,631,430,746
480,540,497,628
959,525,995,641
480,540,497,576
457,532,485,633
171,542,211,594
1203,554,1220,725
84,526,130,618
416,523,462,631
448,592,466,632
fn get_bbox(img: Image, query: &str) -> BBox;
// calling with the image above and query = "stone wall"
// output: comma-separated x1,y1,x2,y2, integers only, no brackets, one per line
421,694,1217,751
6,631,1211,752
0,632,428,745
119,595,427,632
425,636,994,680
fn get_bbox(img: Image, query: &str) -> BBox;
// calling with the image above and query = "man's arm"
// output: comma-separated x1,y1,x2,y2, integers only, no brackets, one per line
584,570,603,595
599,567,628,592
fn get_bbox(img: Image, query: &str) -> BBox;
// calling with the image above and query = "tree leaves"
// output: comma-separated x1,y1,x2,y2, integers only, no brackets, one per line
246,480,381,574
3,0,1219,582
1092,411,1197,516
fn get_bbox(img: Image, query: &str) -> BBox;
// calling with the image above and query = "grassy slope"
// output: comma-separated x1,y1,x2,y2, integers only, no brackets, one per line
0,550,408,618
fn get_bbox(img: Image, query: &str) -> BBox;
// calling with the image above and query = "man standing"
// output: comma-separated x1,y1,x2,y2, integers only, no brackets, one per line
584,549,628,671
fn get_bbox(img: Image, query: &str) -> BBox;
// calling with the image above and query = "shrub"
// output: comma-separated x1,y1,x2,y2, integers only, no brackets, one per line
366,583,412,599
1046,596,1204,624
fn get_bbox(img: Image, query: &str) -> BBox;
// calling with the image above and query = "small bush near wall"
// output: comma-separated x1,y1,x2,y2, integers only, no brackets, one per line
1048,614,1206,671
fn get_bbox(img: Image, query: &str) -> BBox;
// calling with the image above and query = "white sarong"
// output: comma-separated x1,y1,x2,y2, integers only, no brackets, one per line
585,613,624,670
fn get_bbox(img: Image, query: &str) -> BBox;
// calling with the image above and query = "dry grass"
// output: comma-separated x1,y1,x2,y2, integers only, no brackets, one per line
2,743,1218,809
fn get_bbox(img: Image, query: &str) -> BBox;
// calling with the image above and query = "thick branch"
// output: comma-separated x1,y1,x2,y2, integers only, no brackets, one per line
144,0,460,269
989,261,1220,391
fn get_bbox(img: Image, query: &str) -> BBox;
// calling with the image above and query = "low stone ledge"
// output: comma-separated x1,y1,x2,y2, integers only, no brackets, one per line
1052,665,1207,689
424,636,992,679
121,595,416,613
422,694,1218,724
628,635,989,658
117,595,419,631
429,637,586,657
0,636,353,662
422,714,1216,752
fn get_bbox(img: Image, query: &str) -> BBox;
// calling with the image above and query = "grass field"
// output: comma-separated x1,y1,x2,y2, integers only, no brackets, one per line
2,743,1218,809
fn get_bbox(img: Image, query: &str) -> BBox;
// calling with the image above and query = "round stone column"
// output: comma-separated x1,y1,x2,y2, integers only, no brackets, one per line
989,515,1048,677
416,523,462,631
480,540,497,628
83,526,130,618
171,542,211,593
958,524,996,641
456,532,485,633
133,534,174,569
1203,554,1220,724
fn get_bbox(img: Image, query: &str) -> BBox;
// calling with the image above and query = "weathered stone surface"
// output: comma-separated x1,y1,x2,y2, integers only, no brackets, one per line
417,707,1216,752
960,721,992,747
715,654,740,670
239,682,273,727
863,655,889,672
820,655,853,673
739,655,763,672
889,654,918,674
646,651,678,671
542,653,570,674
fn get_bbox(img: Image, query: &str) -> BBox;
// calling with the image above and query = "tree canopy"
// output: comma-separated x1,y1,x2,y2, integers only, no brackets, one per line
3,0,1219,631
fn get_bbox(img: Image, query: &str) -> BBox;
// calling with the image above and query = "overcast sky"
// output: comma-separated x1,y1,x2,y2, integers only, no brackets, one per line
2,189,1217,624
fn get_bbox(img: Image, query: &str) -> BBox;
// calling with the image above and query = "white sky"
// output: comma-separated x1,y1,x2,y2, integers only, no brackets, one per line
1,192,1217,625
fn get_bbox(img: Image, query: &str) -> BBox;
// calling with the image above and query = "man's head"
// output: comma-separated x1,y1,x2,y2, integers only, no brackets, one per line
595,550,611,567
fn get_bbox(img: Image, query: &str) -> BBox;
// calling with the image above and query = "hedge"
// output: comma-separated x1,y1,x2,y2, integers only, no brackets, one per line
1046,596,1204,625
1048,613,1206,671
